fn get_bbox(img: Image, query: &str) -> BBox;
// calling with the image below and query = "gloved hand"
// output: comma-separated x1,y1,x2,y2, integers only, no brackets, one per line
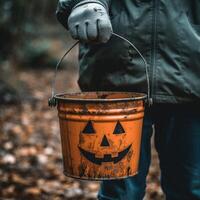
68,2,112,43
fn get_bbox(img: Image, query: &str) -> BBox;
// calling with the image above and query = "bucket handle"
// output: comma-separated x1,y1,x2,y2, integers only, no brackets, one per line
48,32,151,107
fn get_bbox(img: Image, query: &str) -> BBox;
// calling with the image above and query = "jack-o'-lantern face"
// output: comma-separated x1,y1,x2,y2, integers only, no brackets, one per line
78,120,132,165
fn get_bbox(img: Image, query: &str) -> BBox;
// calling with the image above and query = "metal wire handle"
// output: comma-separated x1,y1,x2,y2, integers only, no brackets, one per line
49,32,151,107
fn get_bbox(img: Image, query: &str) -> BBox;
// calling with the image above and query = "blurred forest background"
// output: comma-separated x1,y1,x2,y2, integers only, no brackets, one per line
0,1,164,199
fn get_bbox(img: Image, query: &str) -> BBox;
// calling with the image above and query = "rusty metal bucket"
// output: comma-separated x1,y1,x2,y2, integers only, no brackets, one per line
49,33,150,180
55,92,146,180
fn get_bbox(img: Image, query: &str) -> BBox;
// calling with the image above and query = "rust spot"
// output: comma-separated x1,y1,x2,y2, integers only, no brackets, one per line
127,149,133,162
79,162,87,177
79,132,85,144
100,94,108,99
127,166,131,176
82,104,89,114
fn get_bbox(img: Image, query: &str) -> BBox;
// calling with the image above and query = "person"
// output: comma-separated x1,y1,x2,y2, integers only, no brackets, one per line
56,0,200,199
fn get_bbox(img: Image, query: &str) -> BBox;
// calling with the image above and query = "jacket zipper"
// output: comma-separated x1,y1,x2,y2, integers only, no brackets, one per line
150,0,158,105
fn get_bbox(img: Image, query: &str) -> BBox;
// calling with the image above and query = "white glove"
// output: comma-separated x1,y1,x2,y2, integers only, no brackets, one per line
68,2,112,43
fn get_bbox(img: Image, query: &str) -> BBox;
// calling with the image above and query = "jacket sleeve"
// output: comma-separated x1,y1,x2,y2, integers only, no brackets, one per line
56,0,111,29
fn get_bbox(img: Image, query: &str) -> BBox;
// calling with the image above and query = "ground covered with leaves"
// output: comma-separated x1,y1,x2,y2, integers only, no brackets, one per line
0,48,165,199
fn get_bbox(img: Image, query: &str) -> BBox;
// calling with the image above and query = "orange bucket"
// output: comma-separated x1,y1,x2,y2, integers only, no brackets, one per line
54,91,146,180
49,33,150,180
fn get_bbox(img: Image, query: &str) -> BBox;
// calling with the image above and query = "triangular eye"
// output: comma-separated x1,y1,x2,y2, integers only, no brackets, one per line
82,121,95,134
113,121,125,134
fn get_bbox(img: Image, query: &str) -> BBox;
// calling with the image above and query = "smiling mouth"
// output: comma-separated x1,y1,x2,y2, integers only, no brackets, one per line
79,145,132,165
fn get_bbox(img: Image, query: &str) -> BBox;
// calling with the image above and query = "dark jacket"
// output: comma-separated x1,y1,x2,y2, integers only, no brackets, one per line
57,0,200,104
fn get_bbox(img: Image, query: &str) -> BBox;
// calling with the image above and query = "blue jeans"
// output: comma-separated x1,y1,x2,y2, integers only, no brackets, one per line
98,104,200,200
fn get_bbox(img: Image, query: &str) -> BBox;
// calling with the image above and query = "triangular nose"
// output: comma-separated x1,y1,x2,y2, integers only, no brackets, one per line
100,135,110,147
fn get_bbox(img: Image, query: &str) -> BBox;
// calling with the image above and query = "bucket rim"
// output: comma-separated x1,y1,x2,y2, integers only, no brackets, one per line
54,91,147,103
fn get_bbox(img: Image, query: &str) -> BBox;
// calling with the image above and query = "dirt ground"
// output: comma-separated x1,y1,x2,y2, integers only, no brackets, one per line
0,38,165,200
